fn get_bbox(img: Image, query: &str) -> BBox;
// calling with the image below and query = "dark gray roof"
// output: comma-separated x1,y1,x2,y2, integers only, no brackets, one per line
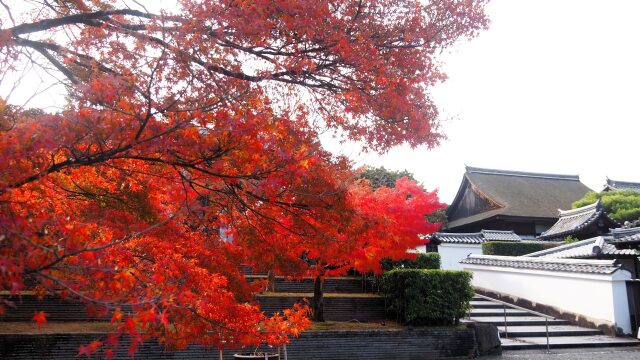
538,201,619,240
446,167,592,229
431,230,521,244
482,230,522,241
460,255,623,275
609,227,640,246
605,178,640,192
525,236,640,259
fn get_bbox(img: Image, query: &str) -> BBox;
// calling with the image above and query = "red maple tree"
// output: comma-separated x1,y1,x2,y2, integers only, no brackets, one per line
0,0,487,355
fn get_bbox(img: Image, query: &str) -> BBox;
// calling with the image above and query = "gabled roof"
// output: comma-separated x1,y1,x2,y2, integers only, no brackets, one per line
431,230,521,245
538,201,620,240
525,236,639,259
604,178,640,192
446,166,593,230
460,254,623,275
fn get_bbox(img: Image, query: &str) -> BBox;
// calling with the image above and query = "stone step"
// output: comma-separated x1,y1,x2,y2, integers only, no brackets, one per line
246,275,366,293
468,294,639,351
469,308,532,317
257,294,386,322
500,335,640,350
466,316,570,326
497,325,603,337
470,300,506,309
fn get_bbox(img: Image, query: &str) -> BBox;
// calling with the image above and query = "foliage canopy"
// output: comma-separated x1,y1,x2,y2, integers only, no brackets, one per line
0,0,487,355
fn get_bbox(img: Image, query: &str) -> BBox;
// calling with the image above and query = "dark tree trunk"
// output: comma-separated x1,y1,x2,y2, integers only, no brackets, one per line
267,270,276,292
312,274,324,322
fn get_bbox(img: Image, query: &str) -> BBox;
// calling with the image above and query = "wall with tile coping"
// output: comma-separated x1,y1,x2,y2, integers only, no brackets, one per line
462,261,632,334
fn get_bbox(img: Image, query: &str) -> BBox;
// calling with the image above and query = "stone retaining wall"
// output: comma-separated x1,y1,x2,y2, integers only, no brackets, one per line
257,295,386,321
248,277,365,293
0,328,478,359
0,296,109,322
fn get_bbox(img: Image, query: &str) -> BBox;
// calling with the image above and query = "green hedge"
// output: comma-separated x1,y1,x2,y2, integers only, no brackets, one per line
381,252,441,271
482,241,560,256
381,269,473,326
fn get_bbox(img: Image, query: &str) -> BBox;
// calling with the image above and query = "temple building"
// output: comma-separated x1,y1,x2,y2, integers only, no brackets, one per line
444,167,592,238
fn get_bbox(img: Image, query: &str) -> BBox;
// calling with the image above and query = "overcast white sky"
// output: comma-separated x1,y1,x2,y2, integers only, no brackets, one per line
334,0,640,204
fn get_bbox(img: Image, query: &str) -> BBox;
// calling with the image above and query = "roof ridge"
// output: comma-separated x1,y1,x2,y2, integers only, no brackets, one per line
557,200,600,217
607,179,640,186
466,254,616,266
524,236,600,257
611,227,640,238
465,166,580,181
434,231,482,237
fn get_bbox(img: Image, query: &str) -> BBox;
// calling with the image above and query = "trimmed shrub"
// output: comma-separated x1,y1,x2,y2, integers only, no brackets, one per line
482,241,559,256
414,252,441,269
381,252,441,271
381,269,473,326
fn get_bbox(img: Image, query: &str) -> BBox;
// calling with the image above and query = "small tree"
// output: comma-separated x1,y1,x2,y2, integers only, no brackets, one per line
307,177,445,321
358,166,416,189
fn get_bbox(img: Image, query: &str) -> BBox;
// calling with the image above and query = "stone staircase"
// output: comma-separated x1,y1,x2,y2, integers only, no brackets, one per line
466,294,640,350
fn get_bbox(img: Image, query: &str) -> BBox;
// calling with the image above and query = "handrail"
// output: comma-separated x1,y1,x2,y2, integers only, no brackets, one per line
474,293,555,319
473,293,553,352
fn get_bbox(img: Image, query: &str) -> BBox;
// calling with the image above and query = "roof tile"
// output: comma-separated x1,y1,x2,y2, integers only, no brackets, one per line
461,255,622,274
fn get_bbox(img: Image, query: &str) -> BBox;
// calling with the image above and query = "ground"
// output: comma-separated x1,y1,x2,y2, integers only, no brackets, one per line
483,347,640,360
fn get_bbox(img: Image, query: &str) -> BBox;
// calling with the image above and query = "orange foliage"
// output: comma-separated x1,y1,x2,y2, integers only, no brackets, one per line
0,0,487,355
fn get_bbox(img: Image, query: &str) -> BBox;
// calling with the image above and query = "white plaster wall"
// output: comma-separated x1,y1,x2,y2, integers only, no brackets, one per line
438,244,482,270
462,263,633,334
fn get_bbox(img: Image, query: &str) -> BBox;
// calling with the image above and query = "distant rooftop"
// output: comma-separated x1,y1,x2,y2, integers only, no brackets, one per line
538,200,619,240
465,166,580,181
609,227,640,246
604,178,640,192
446,166,593,230
431,230,521,245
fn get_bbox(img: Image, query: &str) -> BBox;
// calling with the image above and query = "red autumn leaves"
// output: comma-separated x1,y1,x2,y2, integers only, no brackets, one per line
0,0,487,355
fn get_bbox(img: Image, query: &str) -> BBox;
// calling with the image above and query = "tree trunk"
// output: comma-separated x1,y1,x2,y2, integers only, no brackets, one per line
312,274,324,322
267,270,276,292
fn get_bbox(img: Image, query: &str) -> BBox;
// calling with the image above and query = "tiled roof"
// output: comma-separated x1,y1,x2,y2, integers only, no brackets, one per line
538,201,619,240
609,227,640,246
446,166,592,230
605,178,640,192
482,230,522,241
431,230,521,244
525,236,640,259
460,255,622,275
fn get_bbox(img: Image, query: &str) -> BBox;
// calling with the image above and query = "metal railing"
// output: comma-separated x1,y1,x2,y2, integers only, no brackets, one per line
473,293,555,352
